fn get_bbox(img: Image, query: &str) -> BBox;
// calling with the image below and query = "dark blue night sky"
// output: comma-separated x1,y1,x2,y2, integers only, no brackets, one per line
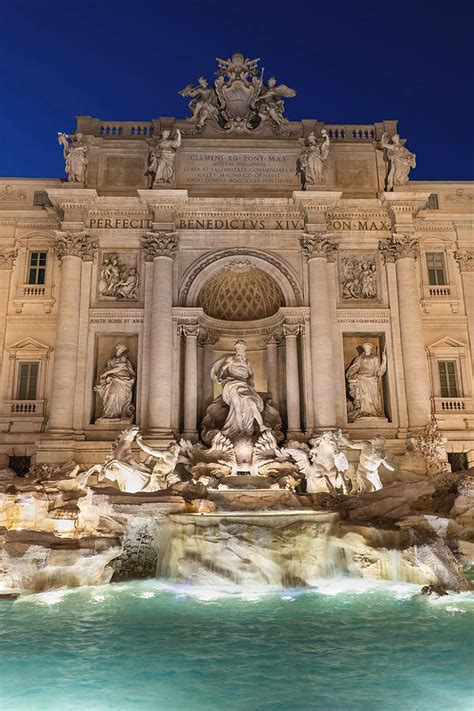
1,0,473,180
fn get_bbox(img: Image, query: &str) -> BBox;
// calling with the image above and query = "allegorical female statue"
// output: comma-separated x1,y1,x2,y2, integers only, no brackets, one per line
146,129,181,187
57,132,88,183
297,130,330,189
95,342,136,419
211,340,268,439
346,343,387,422
380,133,416,191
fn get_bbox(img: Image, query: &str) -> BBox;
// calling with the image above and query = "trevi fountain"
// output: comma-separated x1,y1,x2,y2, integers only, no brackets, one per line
0,51,473,711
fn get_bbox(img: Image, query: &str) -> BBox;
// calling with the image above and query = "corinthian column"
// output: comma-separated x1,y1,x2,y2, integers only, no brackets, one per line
300,233,337,429
0,249,18,378
379,235,431,428
264,332,280,409
201,332,218,416
142,232,178,437
283,324,301,436
454,250,474,358
181,323,199,440
49,232,97,433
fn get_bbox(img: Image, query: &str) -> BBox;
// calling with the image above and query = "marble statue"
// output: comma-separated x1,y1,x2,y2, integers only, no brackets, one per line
179,53,295,132
57,132,88,183
341,256,378,300
82,426,181,493
346,343,387,422
146,129,181,186
297,131,330,189
179,77,220,129
211,340,268,439
254,76,296,127
339,433,394,492
413,417,451,476
95,343,136,419
282,431,349,494
380,133,416,191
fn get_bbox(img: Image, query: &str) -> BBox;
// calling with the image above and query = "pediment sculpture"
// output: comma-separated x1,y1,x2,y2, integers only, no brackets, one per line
179,52,296,133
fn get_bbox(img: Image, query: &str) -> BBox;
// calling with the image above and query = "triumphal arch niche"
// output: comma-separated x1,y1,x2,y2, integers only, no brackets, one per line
0,50,473,471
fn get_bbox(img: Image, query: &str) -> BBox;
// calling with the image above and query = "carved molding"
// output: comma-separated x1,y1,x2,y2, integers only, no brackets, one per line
378,234,420,262
300,233,337,262
454,250,474,273
0,248,18,269
0,185,27,202
142,232,178,260
180,323,200,338
54,232,98,261
283,323,304,337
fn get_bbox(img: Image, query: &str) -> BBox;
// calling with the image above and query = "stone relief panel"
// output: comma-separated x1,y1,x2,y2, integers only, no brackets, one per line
339,251,380,303
93,335,138,423
97,250,141,302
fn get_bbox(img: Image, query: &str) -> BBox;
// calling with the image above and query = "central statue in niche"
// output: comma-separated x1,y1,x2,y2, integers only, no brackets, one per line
211,340,269,439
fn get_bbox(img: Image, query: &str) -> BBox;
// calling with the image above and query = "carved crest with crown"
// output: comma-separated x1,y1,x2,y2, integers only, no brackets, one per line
179,52,296,133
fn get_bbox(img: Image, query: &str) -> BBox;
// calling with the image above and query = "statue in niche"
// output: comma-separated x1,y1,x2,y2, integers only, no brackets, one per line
209,340,269,440
346,343,387,421
339,433,394,492
179,77,220,129
95,342,136,420
145,129,181,187
297,130,330,189
380,133,416,191
341,256,378,300
57,132,88,183
98,256,139,300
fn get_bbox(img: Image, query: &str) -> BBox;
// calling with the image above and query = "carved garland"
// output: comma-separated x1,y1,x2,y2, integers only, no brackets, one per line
142,232,178,260
378,234,420,263
54,232,98,261
179,248,303,306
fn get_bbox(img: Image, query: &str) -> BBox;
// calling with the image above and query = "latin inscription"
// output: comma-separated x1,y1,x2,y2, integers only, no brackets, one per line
327,219,390,231
88,217,153,229
178,218,304,230
178,151,299,186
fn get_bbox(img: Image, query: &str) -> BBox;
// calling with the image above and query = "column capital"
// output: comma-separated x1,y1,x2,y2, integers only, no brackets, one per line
378,234,420,263
454,250,474,273
180,323,200,338
263,330,282,346
300,233,337,262
54,231,98,261
283,323,303,337
0,248,18,269
198,330,219,347
142,232,178,261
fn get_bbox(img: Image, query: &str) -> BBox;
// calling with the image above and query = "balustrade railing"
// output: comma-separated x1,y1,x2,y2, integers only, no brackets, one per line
5,400,46,415
433,397,473,413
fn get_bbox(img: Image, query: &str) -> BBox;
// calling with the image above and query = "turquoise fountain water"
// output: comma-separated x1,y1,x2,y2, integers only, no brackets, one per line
1,578,473,711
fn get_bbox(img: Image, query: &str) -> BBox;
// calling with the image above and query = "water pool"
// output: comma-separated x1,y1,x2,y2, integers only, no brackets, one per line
0,579,473,711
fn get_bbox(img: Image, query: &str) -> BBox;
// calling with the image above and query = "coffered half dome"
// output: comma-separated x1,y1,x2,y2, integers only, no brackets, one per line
197,263,285,321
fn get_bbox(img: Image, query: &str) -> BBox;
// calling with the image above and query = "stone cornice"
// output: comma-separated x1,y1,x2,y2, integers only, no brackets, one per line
137,190,188,210
142,232,178,260
54,231,98,261
0,248,18,269
378,234,420,262
454,250,474,273
47,189,98,211
292,191,343,213
379,191,431,220
300,233,337,261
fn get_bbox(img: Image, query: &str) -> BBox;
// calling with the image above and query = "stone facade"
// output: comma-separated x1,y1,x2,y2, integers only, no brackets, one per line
0,74,473,469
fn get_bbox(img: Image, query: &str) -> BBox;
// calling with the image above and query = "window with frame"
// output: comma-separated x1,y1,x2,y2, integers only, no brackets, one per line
438,361,460,398
27,251,47,285
426,252,447,286
17,362,39,400
33,191,52,207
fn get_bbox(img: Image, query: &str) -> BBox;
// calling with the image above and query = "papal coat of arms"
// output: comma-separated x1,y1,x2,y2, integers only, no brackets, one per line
179,52,296,132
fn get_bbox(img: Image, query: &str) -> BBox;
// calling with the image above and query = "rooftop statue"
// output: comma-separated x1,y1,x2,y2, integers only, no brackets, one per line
380,132,416,191
297,130,330,189
179,52,296,133
145,128,181,187
57,131,88,183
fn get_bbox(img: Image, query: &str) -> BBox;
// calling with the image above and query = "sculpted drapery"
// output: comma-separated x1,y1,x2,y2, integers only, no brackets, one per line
95,343,136,419
346,343,387,421
211,340,267,438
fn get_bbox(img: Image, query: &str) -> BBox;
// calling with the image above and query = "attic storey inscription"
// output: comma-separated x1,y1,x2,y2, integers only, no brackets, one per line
177,149,299,186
